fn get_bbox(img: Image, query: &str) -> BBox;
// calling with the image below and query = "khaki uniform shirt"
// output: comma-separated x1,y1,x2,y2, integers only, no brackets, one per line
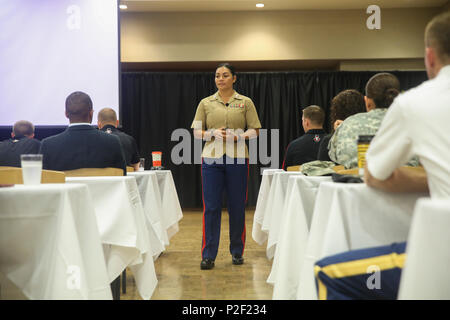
191,91,262,159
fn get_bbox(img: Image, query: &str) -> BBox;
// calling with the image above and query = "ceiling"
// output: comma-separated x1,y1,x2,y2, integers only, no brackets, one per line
120,0,449,12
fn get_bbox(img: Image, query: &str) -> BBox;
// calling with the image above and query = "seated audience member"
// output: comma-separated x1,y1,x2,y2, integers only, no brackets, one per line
328,72,404,169
314,11,450,300
0,120,41,167
39,91,126,174
97,108,140,171
282,105,326,169
317,90,366,161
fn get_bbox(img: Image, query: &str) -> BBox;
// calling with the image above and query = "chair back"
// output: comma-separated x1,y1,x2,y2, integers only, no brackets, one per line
335,165,425,177
286,165,301,172
126,166,134,173
42,170,66,183
335,168,359,175
64,167,124,177
0,167,22,184
0,166,65,184
402,166,425,174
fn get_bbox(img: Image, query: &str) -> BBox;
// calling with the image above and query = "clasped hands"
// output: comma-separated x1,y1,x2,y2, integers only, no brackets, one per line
210,127,243,142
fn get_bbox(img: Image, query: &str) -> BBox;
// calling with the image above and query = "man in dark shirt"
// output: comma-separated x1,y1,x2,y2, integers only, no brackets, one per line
0,120,41,167
282,105,326,170
97,108,140,171
39,91,126,175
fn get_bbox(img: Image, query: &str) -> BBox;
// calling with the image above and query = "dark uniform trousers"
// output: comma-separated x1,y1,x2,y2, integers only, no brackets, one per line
314,242,407,300
201,156,249,260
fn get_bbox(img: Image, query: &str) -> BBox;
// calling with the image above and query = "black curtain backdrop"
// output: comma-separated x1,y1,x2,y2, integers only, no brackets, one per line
120,70,427,209
0,70,426,208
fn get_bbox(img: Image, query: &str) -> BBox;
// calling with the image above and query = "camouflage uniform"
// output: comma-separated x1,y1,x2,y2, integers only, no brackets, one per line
301,160,336,176
328,109,419,168
328,109,387,168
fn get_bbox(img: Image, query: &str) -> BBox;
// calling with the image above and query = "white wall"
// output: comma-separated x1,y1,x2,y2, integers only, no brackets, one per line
120,7,440,69
339,58,425,71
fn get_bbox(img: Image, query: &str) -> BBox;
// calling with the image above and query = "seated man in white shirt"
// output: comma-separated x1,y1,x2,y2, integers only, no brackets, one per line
314,11,450,300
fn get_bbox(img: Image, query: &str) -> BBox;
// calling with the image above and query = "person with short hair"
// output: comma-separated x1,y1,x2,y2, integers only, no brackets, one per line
39,91,126,174
0,120,41,167
328,72,404,169
282,105,326,169
317,89,366,161
314,11,450,300
97,108,140,171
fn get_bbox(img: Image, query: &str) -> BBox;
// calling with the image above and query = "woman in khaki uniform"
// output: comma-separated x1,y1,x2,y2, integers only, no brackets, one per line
191,63,262,270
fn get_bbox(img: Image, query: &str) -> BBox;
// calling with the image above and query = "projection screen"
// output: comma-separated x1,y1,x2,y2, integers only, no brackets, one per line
0,0,120,126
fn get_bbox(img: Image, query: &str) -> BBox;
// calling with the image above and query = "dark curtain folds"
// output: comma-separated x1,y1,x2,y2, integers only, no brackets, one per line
120,70,427,208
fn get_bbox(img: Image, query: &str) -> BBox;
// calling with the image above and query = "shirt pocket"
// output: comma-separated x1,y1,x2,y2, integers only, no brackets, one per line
226,104,246,129
205,105,227,129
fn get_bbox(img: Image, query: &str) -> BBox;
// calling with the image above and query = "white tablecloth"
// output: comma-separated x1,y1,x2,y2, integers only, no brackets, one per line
398,197,450,300
269,175,331,299
128,171,167,256
154,170,183,239
252,169,284,246
130,170,183,243
0,184,112,299
297,181,427,300
263,171,305,260
252,169,304,259
66,176,158,300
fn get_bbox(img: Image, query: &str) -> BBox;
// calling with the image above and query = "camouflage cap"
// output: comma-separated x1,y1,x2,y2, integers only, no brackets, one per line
301,160,336,176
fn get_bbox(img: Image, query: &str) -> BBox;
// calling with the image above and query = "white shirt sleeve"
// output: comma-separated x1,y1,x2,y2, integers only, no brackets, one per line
366,99,414,180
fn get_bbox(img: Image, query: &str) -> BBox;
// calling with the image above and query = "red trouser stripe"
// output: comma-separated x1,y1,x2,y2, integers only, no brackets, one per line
241,223,246,256
201,159,206,258
242,159,249,255
245,159,249,203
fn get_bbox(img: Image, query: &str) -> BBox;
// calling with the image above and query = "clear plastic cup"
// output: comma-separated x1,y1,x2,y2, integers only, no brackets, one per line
139,158,145,171
20,154,43,185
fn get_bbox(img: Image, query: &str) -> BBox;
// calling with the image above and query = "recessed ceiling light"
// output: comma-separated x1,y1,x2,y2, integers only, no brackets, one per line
256,3,264,8
119,4,128,10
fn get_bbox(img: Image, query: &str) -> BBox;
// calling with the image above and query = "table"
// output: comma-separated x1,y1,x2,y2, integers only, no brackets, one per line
252,169,303,259
252,169,284,247
129,170,183,244
398,198,450,299
296,181,427,300
155,170,183,239
66,176,158,300
0,184,112,299
128,171,167,255
268,175,331,299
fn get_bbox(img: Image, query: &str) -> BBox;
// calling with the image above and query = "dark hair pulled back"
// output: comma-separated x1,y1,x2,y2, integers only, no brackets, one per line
365,73,401,109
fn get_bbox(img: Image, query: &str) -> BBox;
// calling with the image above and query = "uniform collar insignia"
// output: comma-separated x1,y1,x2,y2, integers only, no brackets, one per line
210,91,243,102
